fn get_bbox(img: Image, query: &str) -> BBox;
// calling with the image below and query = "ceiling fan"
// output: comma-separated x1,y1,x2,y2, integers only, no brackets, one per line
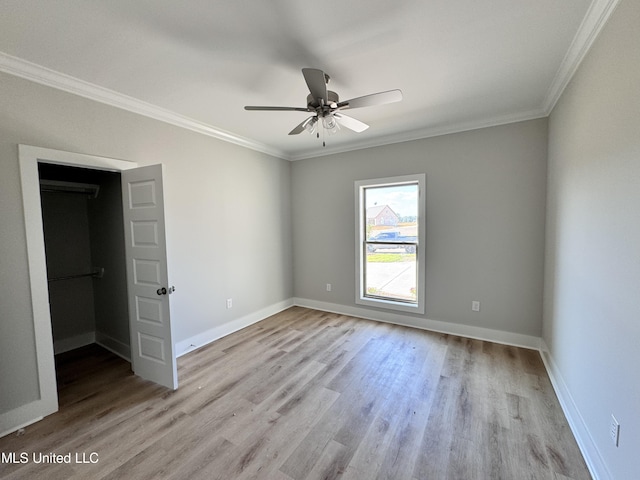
244,68,402,144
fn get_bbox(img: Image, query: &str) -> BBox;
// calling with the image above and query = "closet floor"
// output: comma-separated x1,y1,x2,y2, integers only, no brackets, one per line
54,344,132,407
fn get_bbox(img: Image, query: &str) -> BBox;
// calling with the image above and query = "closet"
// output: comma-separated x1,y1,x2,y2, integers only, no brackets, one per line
38,163,131,364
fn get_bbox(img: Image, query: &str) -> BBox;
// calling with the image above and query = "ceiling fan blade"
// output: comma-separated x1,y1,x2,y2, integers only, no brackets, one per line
245,106,310,112
288,116,316,135
302,68,328,105
333,113,369,133
337,89,403,110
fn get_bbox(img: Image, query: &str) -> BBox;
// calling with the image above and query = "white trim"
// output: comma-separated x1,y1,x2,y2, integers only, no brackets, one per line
0,48,550,163
20,144,138,172
0,49,547,162
9,145,139,438
51,330,130,360
539,340,611,480
53,332,96,355
290,108,548,161
0,52,288,160
293,297,541,350
0,0,619,166
0,408,43,439
95,332,131,362
543,0,621,114
175,298,294,357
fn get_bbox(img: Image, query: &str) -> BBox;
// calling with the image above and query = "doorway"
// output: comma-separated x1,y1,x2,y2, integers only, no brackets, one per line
12,145,177,433
39,163,131,391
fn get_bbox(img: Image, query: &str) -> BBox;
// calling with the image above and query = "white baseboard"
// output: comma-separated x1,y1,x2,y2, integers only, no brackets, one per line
0,409,43,439
175,298,294,357
53,331,95,354
294,299,605,477
293,297,541,350
95,331,131,362
0,400,53,439
539,340,611,480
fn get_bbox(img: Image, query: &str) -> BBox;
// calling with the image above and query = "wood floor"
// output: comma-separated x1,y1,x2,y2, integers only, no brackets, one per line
0,307,590,479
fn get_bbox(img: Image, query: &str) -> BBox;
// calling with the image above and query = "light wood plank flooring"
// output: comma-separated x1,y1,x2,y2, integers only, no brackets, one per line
0,307,590,479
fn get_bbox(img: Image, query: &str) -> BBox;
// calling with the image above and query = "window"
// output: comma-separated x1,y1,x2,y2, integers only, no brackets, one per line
355,174,425,314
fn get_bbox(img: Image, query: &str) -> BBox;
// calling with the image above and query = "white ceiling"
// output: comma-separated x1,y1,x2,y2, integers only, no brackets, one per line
0,0,618,160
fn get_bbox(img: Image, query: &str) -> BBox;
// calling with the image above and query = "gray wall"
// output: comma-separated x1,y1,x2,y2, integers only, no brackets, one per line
0,71,293,415
292,118,548,337
544,0,640,477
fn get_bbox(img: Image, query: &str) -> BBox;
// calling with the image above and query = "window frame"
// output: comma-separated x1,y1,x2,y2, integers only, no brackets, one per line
355,174,426,314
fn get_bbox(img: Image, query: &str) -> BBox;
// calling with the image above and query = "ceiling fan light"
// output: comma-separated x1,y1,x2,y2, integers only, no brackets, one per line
322,115,340,135
304,117,318,134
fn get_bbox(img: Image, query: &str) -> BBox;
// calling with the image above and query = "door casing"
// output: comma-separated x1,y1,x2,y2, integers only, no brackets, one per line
8,144,175,434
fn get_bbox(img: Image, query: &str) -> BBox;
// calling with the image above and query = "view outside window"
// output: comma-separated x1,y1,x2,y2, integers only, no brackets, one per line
363,182,419,304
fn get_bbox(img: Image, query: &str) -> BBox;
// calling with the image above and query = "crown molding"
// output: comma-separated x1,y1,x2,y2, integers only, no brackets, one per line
294,0,620,161
0,0,619,163
543,0,621,115
0,51,289,160
288,107,548,161
0,51,548,161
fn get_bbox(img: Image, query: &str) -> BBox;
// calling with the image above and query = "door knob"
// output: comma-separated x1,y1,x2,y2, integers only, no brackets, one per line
157,287,167,296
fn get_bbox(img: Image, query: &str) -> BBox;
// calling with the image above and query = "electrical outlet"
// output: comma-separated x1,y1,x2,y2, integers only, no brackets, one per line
226,298,233,309
472,300,480,312
326,283,332,292
610,415,620,447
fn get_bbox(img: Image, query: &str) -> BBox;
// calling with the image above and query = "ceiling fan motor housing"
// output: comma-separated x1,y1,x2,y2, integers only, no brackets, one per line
307,91,339,109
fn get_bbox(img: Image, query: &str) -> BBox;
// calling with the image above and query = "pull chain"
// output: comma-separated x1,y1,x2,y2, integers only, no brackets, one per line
322,119,326,147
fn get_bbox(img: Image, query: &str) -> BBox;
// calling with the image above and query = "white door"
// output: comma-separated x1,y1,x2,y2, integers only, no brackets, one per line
121,164,177,390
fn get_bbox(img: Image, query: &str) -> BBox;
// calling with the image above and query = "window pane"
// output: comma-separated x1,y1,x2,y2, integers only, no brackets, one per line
363,183,418,304
364,249,417,303
365,184,418,238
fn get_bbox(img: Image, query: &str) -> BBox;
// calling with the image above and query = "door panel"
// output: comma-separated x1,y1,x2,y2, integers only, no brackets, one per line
133,259,162,285
121,164,177,390
136,297,163,325
131,221,159,246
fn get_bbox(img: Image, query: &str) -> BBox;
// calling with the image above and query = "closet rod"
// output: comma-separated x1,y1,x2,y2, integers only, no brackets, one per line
48,268,104,282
